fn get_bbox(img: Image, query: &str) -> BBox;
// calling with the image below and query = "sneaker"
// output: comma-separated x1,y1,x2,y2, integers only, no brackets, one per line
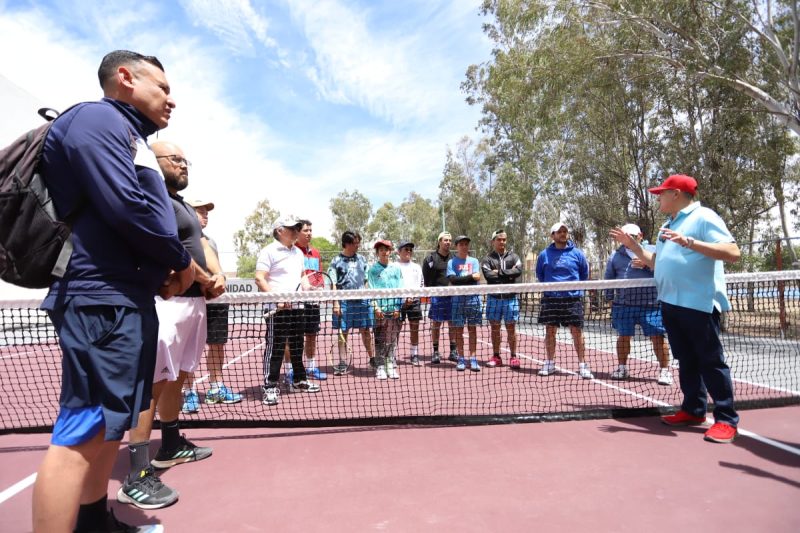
151,435,212,469
610,365,629,380
578,363,594,380
101,508,164,533
205,385,243,404
376,366,388,380
262,385,279,406
292,380,321,393
538,360,556,376
431,352,441,364
456,357,466,371
181,390,199,414
117,467,178,510
448,350,459,363
333,361,348,375
410,354,421,366
509,357,521,370
486,355,503,368
657,368,673,386
307,367,328,380
661,410,707,426
283,369,294,387
469,357,480,372
704,422,737,443
387,361,400,379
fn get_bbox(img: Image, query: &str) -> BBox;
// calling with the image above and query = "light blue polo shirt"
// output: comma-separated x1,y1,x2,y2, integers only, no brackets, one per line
654,202,734,313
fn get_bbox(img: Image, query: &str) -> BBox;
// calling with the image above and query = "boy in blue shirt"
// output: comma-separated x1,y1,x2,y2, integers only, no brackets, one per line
447,236,483,372
368,240,404,379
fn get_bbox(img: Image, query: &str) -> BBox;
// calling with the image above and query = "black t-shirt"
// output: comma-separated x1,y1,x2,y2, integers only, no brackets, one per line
422,251,452,287
170,192,207,297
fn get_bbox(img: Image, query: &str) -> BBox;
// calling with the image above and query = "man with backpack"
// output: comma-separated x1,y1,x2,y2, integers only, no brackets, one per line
30,50,208,533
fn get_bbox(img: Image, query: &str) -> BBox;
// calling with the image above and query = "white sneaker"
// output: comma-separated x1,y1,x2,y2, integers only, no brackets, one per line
387,361,400,379
610,365,629,380
376,366,388,380
262,386,279,405
538,360,556,376
657,368,673,386
578,363,594,380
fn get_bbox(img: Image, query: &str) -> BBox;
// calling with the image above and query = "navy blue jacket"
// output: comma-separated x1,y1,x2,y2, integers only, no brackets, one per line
40,98,190,308
603,245,658,307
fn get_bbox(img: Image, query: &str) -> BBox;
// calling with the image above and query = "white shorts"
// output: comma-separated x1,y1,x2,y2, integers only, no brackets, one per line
154,296,207,383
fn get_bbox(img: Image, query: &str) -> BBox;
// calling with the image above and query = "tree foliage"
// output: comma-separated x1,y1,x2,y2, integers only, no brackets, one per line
233,199,278,277
329,190,372,242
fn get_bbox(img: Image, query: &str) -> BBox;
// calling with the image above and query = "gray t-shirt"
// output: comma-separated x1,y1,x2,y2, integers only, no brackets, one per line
170,192,207,297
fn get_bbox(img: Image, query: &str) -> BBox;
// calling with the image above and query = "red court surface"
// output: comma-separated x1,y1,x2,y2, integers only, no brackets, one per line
1,405,798,532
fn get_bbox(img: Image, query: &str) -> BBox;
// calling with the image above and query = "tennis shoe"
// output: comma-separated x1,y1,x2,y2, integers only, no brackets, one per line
205,385,242,405
456,357,466,371
117,467,178,510
262,385,279,406
657,368,673,386
469,357,480,372
307,367,328,380
704,422,737,443
387,361,400,379
661,410,706,426
610,365,629,380
333,361,348,375
97,509,164,533
538,360,556,376
292,380,321,393
486,355,502,367
181,390,200,414
376,366,388,380
151,434,212,469
509,357,521,370
431,352,441,364
410,354,421,366
448,350,459,363
578,363,594,380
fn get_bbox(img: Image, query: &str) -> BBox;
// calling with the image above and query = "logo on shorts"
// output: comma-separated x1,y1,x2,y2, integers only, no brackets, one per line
160,366,170,374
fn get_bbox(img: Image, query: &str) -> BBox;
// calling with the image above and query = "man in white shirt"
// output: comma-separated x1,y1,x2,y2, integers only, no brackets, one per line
395,240,424,365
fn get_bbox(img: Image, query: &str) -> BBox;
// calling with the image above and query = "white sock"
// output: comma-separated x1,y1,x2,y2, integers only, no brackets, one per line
411,345,418,356
619,364,628,371
307,358,317,370
210,381,222,391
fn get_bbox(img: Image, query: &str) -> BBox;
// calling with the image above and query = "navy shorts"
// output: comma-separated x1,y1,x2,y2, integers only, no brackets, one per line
400,299,422,322
538,296,584,328
428,296,452,322
47,298,158,444
206,303,230,344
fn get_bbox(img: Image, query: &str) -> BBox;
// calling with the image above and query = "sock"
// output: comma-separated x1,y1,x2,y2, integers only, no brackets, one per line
449,342,456,352
619,364,628,370
432,342,439,352
161,418,181,451
494,352,500,358
210,381,223,391
411,345,418,356
128,441,150,477
307,358,317,370
75,495,108,532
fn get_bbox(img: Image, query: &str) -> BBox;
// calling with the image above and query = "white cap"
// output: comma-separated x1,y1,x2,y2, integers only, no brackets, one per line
620,223,642,236
272,215,301,231
549,222,569,234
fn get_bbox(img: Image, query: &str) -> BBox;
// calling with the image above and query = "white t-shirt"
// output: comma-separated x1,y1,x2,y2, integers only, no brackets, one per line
256,241,304,292
395,260,423,290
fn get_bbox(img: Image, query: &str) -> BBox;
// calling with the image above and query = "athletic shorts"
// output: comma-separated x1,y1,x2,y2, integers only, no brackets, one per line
451,296,483,327
611,304,665,337
206,303,230,344
46,297,158,445
400,298,422,322
486,296,519,323
154,296,207,383
538,296,584,328
428,296,452,322
302,303,321,334
332,299,373,331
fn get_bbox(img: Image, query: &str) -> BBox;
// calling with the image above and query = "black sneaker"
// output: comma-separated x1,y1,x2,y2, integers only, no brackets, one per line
448,350,459,363
431,352,441,364
80,508,164,533
151,434,212,469
410,354,421,366
117,467,178,510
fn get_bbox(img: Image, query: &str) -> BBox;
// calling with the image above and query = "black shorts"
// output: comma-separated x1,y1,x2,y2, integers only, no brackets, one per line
302,303,321,334
206,303,230,344
538,296,584,328
400,298,422,322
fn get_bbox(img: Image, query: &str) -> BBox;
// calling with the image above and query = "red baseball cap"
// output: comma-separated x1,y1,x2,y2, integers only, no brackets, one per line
373,239,393,250
648,174,697,196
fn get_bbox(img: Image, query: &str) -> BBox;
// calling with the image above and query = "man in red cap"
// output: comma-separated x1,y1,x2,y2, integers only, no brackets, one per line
611,174,741,443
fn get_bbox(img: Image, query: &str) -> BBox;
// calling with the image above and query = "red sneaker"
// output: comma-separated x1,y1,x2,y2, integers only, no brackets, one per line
704,422,737,443
486,355,503,368
661,410,707,426
509,357,521,370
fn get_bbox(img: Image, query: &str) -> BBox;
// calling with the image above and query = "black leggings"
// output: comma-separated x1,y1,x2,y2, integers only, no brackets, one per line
264,308,306,386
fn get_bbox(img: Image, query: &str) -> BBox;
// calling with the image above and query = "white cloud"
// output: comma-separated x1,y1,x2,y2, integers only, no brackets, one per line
180,0,278,56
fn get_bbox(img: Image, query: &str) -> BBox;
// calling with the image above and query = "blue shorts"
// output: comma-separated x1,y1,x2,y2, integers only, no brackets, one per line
611,304,665,337
451,296,483,327
538,296,584,328
428,296,452,322
332,300,373,331
47,298,158,445
486,296,519,323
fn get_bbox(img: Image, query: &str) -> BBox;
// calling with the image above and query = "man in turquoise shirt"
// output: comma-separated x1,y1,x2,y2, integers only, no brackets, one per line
611,174,741,444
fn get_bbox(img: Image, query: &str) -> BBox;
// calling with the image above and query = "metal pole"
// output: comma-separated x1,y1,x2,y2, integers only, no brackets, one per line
777,239,788,335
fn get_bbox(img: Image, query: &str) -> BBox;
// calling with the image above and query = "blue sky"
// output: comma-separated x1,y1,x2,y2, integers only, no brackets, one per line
0,0,492,270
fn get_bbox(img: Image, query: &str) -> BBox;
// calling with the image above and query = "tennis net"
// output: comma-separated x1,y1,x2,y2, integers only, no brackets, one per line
1,270,798,432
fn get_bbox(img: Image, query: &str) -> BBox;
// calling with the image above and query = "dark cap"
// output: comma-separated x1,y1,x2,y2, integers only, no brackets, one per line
397,240,414,250
454,235,471,244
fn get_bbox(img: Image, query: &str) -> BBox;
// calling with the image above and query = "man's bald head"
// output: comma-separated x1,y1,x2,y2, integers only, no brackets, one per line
152,141,189,193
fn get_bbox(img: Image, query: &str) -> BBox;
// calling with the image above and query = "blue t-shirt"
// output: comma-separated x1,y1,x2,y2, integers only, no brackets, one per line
535,241,589,298
654,202,734,313
328,253,368,290
447,256,481,305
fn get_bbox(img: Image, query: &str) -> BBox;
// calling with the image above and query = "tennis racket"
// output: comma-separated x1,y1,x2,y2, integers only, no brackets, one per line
296,271,334,292
329,319,353,376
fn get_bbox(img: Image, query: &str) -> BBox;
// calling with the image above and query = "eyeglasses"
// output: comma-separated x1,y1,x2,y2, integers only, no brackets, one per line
156,155,192,168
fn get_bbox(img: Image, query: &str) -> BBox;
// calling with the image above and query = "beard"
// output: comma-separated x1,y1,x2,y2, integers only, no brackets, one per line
164,172,188,191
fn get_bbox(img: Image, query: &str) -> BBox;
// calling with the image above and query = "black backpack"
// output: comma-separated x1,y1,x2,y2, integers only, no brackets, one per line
0,107,78,288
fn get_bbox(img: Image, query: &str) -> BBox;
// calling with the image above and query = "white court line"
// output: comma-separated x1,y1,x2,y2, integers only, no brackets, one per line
191,342,264,385
0,350,38,360
0,473,36,505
